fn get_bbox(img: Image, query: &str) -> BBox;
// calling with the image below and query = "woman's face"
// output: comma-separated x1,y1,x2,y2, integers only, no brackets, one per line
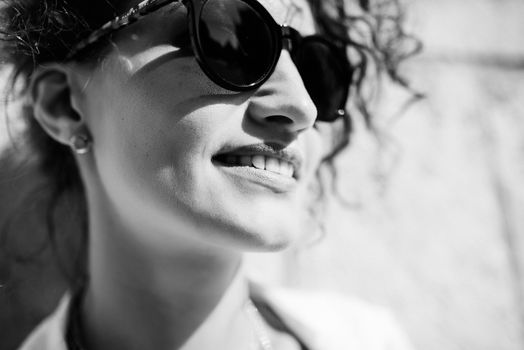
77,0,331,251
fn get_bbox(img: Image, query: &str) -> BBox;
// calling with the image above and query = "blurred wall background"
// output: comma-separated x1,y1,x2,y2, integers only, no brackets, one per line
1,0,523,349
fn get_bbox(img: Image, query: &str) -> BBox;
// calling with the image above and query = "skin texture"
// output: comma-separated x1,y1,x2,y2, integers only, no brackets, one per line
30,0,329,349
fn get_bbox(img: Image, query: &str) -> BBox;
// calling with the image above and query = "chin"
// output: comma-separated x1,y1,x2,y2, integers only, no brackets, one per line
209,197,315,252
217,214,307,252
245,230,296,252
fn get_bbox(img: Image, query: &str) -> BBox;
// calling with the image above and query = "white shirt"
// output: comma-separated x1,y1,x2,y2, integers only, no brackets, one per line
18,287,414,350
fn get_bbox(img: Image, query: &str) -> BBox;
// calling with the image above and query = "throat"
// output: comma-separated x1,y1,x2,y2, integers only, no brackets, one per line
82,236,247,350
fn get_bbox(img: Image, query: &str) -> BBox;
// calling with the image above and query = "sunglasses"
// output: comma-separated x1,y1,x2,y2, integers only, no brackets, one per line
68,0,352,122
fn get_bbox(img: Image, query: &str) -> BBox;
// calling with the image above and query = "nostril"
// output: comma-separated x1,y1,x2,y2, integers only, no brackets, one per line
265,115,293,124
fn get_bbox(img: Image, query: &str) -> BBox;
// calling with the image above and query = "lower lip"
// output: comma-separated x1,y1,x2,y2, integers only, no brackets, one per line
214,163,298,193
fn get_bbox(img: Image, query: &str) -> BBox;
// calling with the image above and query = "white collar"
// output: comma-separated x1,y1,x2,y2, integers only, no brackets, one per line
18,293,71,350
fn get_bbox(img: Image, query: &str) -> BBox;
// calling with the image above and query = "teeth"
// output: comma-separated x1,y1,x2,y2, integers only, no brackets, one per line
254,156,295,178
252,155,265,170
280,160,293,177
265,157,280,173
220,154,295,178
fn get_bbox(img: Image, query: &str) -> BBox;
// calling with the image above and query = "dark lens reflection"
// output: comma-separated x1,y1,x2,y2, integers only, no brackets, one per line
199,0,275,87
293,39,349,121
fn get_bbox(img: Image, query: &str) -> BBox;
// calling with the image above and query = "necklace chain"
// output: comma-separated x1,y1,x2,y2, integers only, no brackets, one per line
244,299,275,350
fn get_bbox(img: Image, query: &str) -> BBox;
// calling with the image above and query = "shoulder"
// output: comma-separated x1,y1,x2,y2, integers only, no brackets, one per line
17,294,70,350
250,283,414,350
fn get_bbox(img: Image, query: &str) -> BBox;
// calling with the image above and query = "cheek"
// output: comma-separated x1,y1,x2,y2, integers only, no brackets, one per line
84,75,245,231
81,69,197,201
85,58,203,162
91,104,206,202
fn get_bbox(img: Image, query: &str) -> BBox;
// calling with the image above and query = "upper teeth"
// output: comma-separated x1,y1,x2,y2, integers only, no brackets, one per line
225,155,294,177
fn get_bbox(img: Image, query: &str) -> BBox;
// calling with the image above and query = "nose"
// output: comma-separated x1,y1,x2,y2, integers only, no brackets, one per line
245,51,317,135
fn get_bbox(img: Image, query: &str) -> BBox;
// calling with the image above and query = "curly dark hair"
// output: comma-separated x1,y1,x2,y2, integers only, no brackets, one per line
0,0,421,286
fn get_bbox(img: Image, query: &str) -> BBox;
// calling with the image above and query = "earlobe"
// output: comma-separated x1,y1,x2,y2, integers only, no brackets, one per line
31,65,86,146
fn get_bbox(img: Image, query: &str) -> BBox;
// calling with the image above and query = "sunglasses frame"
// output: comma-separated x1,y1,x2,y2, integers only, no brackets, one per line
67,0,351,121
187,0,281,91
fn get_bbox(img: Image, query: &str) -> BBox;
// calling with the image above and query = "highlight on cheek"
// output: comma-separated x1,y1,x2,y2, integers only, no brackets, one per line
117,45,185,75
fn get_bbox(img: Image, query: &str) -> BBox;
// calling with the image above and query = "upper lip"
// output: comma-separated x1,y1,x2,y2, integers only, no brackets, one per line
213,142,304,179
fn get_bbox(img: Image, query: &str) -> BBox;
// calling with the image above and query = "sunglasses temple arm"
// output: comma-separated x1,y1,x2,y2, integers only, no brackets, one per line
143,0,182,13
67,0,182,59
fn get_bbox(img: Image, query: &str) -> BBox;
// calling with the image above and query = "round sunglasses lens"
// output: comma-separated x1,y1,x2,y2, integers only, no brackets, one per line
199,0,275,88
293,40,350,121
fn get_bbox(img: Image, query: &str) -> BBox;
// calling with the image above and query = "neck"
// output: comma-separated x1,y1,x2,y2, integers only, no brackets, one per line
80,197,254,350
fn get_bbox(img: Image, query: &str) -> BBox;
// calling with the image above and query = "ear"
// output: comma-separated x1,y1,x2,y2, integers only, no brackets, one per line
30,65,88,146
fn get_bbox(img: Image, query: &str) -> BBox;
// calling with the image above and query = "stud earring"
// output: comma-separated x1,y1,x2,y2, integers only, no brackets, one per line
69,134,92,155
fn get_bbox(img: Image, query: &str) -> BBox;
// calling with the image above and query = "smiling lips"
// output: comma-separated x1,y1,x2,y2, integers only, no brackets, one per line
213,143,302,180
